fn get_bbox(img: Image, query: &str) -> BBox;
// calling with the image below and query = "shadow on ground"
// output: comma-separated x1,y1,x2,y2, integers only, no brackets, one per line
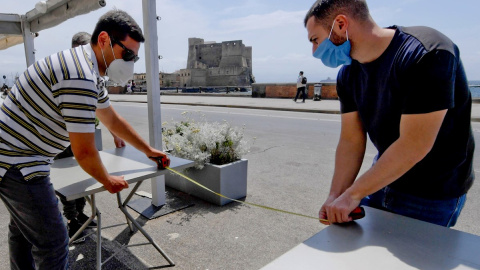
67,188,247,269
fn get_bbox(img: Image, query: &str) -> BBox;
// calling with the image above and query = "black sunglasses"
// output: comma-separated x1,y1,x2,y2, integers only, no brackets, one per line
110,37,139,63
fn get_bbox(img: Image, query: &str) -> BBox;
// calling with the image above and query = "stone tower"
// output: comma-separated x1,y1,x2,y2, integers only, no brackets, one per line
180,37,254,87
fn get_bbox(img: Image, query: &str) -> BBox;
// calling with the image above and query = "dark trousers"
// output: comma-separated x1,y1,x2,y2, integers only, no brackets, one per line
294,87,306,102
60,196,85,221
0,168,69,269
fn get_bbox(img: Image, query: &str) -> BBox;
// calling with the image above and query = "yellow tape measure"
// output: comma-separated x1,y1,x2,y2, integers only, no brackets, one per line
165,167,320,221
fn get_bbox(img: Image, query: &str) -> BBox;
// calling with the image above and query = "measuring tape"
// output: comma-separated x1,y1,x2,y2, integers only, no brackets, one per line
165,167,366,223
165,167,320,220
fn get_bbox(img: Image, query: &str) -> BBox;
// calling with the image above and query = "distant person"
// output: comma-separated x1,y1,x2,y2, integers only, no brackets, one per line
131,80,136,92
126,81,133,94
294,71,307,102
1,83,8,99
0,10,170,269
2,75,9,99
71,31,91,48
305,0,474,227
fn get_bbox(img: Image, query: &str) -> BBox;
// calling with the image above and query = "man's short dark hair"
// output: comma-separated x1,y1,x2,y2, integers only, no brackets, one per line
300,71,304,75
304,0,370,29
72,32,92,48
91,10,145,44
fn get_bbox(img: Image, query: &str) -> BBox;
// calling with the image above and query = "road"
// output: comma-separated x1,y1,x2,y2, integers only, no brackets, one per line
107,102,480,237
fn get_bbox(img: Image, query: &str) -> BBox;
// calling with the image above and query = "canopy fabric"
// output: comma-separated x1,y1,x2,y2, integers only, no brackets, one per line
0,14,22,35
27,0,106,33
0,0,105,51
0,34,24,50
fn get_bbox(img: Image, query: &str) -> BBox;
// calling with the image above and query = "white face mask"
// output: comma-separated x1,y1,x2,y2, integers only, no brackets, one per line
101,38,134,86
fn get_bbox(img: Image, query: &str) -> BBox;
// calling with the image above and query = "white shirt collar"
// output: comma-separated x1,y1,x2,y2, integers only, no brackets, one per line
82,43,101,76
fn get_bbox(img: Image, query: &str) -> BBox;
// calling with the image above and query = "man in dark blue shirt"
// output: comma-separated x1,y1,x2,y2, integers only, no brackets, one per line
304,0,474,227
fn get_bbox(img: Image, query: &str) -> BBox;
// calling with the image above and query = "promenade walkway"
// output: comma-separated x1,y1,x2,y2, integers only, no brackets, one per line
109,93,480,122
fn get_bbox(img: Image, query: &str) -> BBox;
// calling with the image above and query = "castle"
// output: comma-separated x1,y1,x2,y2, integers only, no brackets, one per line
122,37,255,93
178,38,254,87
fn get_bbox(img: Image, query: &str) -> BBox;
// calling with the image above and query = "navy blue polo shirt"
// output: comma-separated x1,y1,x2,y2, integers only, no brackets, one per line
337,26,475,199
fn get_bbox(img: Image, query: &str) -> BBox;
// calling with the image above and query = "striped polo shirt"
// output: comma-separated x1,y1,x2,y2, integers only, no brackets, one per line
0,43,110,181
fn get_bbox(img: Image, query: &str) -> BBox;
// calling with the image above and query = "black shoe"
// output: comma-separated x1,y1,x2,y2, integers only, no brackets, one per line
68,218,84,238
77,212,97,228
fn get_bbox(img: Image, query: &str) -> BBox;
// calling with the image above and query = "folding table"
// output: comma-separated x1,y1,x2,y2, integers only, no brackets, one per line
51,146,193,269
261,206,480,270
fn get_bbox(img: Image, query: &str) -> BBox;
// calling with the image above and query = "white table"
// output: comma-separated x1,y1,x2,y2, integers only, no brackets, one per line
261,206,480,270
51,146,193,269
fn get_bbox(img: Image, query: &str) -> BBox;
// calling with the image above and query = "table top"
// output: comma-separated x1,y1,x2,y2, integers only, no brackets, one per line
50,146,193,201
261,206,480,270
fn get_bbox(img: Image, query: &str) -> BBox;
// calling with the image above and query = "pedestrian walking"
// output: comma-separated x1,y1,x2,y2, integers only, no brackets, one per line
294,71,307,102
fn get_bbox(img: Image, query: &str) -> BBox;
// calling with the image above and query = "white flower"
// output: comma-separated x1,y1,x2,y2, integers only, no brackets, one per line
162,112,252,169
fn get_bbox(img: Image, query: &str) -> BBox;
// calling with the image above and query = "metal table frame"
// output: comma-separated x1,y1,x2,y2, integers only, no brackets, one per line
51,146,193,269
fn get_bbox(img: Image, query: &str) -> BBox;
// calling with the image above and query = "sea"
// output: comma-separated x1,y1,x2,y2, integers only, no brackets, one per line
470,80,480,98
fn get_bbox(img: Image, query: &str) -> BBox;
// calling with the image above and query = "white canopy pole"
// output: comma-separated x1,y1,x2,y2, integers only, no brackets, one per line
21,16,35,67
142,0,165,206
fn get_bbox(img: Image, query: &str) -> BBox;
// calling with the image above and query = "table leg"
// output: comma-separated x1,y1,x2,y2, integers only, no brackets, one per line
93,195,102,270
122,181,143,232
77,195,102,270
69,194,100,244
116,192,175,266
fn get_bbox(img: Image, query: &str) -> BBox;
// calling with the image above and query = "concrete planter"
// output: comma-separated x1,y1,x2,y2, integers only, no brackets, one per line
95,129,102,151
165,159,248,206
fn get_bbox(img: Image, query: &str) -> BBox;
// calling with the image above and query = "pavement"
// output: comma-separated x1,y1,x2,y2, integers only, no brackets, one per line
109,92,480,122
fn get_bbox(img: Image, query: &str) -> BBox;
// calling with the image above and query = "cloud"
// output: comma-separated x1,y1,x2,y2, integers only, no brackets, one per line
256,53,310,63
2,0,478,83
216,1,262,16
254,53,339,83
369,6,403,25
217,10,306,33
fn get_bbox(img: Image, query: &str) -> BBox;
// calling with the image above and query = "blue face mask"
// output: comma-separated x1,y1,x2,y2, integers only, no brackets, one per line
313,21,352,68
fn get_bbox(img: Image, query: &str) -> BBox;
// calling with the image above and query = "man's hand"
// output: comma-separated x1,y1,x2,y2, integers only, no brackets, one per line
323,191,361,224
319,194,337,225
113,135,126,148
103,175,129,193
147,148,171,169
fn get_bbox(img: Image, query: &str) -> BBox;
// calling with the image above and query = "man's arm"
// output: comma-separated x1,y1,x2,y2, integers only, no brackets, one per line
69,132,129,193
95,105,169,164
325,109,447,223
319,111,367,224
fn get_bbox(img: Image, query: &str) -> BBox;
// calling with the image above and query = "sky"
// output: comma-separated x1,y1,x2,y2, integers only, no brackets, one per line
1,0,479,86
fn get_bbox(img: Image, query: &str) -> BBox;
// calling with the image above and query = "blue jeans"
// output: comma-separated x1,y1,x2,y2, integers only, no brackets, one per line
0,167,69,269
360,186,466,227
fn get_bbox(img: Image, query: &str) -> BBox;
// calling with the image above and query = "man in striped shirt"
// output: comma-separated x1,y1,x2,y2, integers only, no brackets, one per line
0,10,169,269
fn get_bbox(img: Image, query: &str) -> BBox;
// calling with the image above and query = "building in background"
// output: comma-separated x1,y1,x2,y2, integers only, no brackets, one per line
125,37,255,93
178,38,254,87
132,72,180,89
160,72,180,88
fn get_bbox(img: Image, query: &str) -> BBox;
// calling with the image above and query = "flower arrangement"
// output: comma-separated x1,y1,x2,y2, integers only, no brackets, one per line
162,112,251,169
